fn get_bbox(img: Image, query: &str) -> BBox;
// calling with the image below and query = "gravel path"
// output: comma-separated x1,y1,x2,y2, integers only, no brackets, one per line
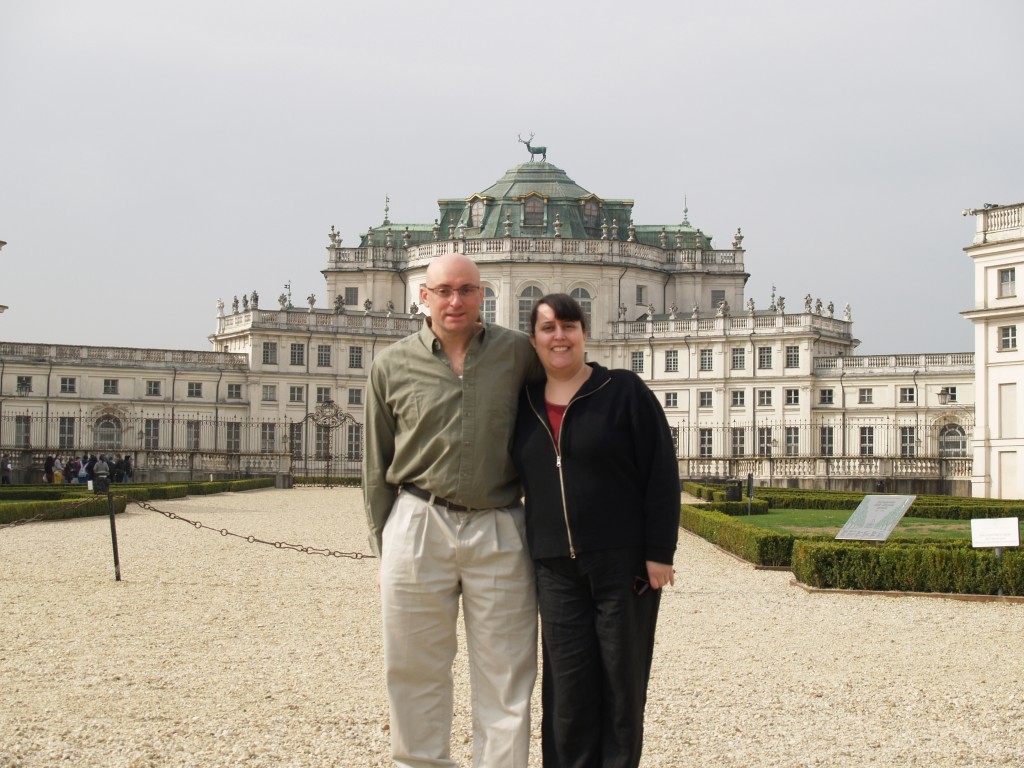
2,488,1023,767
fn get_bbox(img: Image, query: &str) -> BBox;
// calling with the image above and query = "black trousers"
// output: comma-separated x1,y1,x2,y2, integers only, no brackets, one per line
536,549,661,768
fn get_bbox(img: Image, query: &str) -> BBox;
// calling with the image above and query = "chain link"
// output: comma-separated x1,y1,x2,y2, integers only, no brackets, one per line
130,499,376,559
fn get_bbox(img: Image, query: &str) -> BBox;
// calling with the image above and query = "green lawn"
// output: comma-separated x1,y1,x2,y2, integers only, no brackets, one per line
740,508,982,541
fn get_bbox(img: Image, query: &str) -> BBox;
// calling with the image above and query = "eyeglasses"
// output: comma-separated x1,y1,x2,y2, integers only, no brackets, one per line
424,285,480,300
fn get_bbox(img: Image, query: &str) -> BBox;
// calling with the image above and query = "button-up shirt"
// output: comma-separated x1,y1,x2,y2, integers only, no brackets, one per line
363,319,541,556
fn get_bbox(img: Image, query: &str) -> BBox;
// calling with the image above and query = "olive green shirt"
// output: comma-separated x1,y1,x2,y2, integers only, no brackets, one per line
363,319,542,556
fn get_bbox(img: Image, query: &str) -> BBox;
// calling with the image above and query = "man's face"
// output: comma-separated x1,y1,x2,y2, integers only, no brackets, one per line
420,258,482,339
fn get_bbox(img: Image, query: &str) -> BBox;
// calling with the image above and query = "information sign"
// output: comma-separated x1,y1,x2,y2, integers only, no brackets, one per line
835,495,916,542
971,518,1020,549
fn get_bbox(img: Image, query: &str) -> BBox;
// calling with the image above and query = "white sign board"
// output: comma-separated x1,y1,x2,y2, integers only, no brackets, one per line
836,495,916,542
971,517,1020,549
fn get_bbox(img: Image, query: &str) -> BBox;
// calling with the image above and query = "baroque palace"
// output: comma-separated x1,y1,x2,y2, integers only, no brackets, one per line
3,150,1019,496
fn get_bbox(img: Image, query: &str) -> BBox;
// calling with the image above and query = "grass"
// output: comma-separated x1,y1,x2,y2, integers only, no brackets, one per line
739,508,987,541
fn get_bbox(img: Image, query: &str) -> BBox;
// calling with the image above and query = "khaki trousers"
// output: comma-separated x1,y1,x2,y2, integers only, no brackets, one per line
380,491,537,768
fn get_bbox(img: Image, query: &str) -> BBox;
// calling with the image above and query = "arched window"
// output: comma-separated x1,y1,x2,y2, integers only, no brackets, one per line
570,287,593,331
482,286,496,324
523,196,545,226
469,199,485,228
95,416,122,450
518,286,543,333
938,424,967,458
583,199,600,228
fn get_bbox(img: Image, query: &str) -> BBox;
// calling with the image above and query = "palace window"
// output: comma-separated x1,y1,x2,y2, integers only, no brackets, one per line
711,289,725,309
518,286,543,333
999,268,1016,298
58,417,75,450
665,392,678,408
60,377,76,394
15,375,31,394
941,386,957,403
262,385,277,402
262,342,278,365
900,426,917,457
731,428,746,457
469,199,485,228
523,196,544,226
187,382,202,398
731,348,745,370
226,422,241,453
316,386,332,404
631,351,644,373
999,326,1017,351
317,345,331,367
290,343,305,366
260,423,276,454
103,379,119,395
819,426,835,456
785,388,800,405
289,386,304,403
344,287,359,306
899,387,916,404
785,346,800,369
698,390,713,408
731,390,745,408
186,421,201,451
583,199,600,228
699,349,713,371
757,389,772,407
227,383,242,399
819,389,834,405
859,427,875,456
698,428,713,458
348,388,363,406
349,346,364,369
482,287,497,324
939,424,967,457
757,346,772,370
145,380,160,397
785,427,799,456
347,423,363,460
757,427,773,456
636,285,647,306
859,388,873,404
665,349,679,373
143,418,159,450
570,287,593,329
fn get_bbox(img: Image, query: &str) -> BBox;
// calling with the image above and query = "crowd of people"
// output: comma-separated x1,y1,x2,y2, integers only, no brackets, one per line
40,453,133,484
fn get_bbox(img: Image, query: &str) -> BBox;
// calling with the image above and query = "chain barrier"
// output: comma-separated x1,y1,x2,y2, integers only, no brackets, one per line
129,498,376,559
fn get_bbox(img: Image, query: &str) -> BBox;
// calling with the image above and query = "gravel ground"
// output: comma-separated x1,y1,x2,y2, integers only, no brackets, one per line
2,487,1024,767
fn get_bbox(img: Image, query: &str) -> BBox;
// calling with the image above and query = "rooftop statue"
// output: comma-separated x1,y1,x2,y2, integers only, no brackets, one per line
518,132,547,162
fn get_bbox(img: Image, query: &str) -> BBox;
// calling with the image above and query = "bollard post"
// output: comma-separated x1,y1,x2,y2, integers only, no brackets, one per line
96,475,120,581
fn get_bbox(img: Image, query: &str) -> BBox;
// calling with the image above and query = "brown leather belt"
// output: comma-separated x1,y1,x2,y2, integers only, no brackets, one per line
400,483,479,512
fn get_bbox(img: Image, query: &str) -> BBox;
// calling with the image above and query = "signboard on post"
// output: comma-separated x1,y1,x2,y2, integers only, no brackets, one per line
971,518,1020,549
836,495,916,542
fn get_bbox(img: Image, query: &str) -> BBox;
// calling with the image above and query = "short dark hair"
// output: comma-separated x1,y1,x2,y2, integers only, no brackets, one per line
530,293,588,335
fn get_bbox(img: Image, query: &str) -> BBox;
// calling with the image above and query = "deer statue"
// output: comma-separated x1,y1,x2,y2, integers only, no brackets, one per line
518,132,547,162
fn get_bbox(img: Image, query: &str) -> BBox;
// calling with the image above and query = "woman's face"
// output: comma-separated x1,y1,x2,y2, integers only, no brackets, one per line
531,302,587,376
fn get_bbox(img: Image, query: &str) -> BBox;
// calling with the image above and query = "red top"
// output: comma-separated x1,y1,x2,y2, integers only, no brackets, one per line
545,401,568,449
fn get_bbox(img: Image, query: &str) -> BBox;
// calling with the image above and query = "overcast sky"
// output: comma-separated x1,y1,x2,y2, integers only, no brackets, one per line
1,0,1021,354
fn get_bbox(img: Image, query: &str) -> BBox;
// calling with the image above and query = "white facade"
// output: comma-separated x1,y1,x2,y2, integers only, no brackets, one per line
963,203,1024,499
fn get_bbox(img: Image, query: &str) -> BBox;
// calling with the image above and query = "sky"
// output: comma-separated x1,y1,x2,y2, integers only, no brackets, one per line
1,0,1021,354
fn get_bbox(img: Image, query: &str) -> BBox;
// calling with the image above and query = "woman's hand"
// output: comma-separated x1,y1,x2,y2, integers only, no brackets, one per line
646,560,675,590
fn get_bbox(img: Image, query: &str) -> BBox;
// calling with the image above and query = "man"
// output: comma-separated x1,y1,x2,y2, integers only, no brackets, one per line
364,252,541,768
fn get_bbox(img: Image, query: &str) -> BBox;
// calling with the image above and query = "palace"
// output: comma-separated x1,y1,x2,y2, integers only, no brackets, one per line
1,152,1000,494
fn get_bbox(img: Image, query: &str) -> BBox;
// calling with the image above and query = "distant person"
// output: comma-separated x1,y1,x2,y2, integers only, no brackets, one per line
43,455,55,484
1,454,12,484
123,454,133,482
94,455,109,479
52,456,64,485
512,293,680,767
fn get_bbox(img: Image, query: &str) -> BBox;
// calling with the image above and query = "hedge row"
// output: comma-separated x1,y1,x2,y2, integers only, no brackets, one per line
792,539,1024,596
0,495,127,525
292,476,361,487
679,505,795,567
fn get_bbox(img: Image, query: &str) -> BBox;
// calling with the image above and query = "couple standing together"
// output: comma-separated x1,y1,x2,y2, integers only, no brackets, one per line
363,253,680,768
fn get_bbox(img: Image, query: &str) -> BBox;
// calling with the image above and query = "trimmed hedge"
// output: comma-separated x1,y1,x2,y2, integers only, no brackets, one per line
0,495,127,525
292,476,361,487
792,539,1021,596
707,499,770,515
679,505,795,567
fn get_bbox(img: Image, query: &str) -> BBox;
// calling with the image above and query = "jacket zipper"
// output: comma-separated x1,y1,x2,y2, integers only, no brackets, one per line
528,378,610,559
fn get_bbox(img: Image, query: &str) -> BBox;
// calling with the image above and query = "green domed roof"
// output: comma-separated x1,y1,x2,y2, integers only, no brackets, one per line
479,162,592,201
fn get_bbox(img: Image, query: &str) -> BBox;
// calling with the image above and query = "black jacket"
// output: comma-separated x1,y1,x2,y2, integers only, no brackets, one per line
511,363,679,565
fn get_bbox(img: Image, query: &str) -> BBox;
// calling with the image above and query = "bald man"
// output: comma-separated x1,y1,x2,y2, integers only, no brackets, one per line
364,253,543,767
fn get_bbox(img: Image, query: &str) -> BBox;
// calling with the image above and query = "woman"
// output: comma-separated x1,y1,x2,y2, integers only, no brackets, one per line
512,293,680,767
